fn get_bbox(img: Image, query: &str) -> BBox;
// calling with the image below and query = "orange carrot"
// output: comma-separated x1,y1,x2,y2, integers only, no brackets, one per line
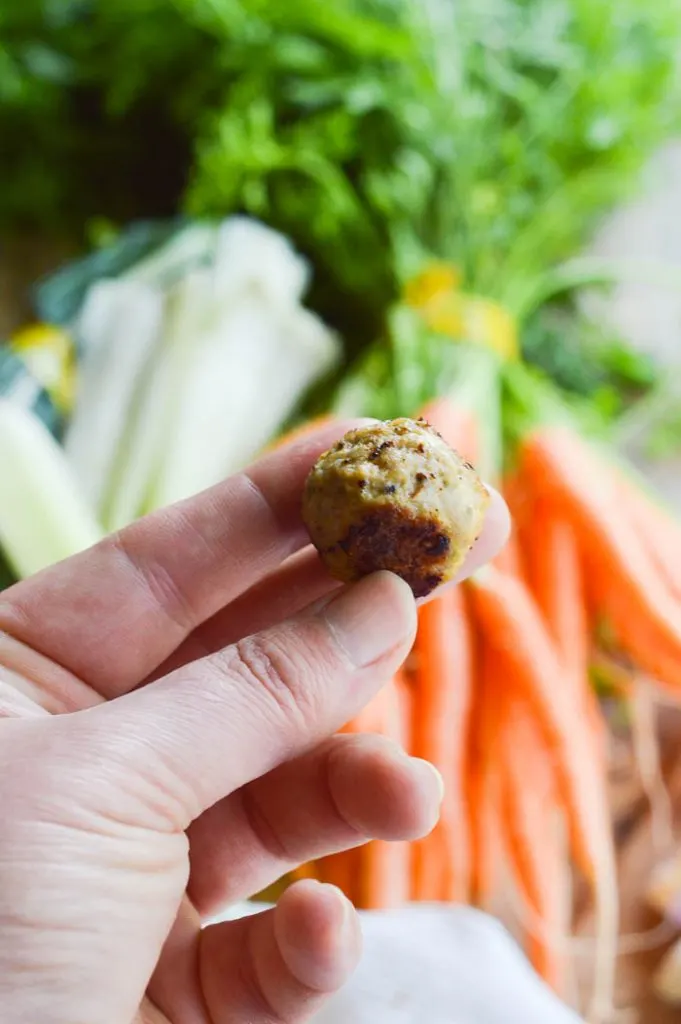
467,633,503,908
484,471,527,580
358,837,411,909
468,567,609,877
468,567,618,1020
316,849,361,903
289,862,318,882
344,674,412,909
411,587,473,902
418,390,484,898
521,427,681,692
501,694,569,993
617,472,681,602
525,503,588,678
524,501,608,764
420,396,479,464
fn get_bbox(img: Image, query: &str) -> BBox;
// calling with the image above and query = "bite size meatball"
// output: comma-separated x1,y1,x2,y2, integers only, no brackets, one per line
302,417,490,598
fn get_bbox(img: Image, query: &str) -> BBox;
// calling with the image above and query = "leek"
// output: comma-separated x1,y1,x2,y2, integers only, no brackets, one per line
149,218,340,507
64,279,164,515
0,400,103,579
152,299,340,508
55,217,339,525
102,269,213,530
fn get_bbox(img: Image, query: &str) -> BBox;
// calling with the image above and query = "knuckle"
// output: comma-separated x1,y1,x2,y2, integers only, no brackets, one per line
110,529,195,634
216,631,320,731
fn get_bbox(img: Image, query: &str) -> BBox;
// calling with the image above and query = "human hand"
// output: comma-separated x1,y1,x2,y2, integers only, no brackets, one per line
0,420,508,1024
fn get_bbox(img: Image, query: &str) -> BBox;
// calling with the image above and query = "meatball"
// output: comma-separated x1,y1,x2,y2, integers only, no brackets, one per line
302,417,490,598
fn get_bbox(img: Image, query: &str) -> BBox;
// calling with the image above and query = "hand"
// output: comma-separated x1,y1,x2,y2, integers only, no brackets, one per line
0,420,507,1024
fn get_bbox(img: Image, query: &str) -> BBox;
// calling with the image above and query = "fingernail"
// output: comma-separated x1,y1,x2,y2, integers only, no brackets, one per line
302,880,356,944
411,757,446,804
322,572,416,669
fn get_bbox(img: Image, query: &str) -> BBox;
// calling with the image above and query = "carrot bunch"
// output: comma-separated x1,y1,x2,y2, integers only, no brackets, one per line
269,365,681,1022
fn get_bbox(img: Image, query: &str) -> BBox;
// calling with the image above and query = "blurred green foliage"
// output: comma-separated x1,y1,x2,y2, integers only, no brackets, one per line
1,0,681,362
521,303,658,416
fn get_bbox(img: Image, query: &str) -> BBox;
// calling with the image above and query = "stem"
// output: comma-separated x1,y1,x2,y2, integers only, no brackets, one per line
443,344,503,483
513,256,681,324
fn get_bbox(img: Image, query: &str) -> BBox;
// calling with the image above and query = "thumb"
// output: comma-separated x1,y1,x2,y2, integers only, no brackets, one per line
74,572,416,826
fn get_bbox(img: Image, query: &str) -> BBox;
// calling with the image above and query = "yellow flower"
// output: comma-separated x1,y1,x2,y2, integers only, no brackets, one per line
421,292,466,337
461,297,519,360
405,262,519,360
10,323,77,414
404,261,462,308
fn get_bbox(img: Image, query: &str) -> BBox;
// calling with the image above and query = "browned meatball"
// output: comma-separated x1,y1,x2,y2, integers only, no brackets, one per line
302,417,489,598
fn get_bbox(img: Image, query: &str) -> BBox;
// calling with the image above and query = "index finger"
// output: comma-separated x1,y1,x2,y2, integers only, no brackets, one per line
0,420,372,699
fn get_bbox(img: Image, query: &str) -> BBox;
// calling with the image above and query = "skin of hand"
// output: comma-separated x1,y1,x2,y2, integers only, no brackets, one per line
0,419,509,1024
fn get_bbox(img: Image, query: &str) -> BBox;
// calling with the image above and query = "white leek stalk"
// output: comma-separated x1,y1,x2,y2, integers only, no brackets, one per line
0,400,103,578
102,269,213,530
64,279,164,515
149,218,340,507
67,216,340,525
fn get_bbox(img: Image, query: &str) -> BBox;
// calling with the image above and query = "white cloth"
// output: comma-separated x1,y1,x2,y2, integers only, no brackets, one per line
217,902,583,1023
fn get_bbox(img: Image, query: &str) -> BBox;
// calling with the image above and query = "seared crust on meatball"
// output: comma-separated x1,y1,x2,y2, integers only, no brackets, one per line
302,417,489,598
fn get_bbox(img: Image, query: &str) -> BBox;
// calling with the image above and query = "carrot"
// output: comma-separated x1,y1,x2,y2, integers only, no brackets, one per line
358,837,411,909
523,499,607,761
524,502,588,679
501,471,533,571
289,862,318,883
316,849,361,903
616,471,681,602
468,568,608,875
417,390,486,899
501,694,569,993
411,586,473,902
468,566,618,1022
521,427,681,692
344,674,412,909
420,396,479,465
467,632,503,908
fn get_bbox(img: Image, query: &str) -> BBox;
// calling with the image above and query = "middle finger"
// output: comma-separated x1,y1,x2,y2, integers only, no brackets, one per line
187,733,443,916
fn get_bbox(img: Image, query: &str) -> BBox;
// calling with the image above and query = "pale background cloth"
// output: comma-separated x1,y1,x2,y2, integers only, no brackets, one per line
212,902,583,1023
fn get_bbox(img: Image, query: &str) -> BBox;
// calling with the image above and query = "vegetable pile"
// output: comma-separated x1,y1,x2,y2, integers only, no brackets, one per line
0,218,341,578
3,0,681,380
4,0,681,1020
283,340,681,1023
